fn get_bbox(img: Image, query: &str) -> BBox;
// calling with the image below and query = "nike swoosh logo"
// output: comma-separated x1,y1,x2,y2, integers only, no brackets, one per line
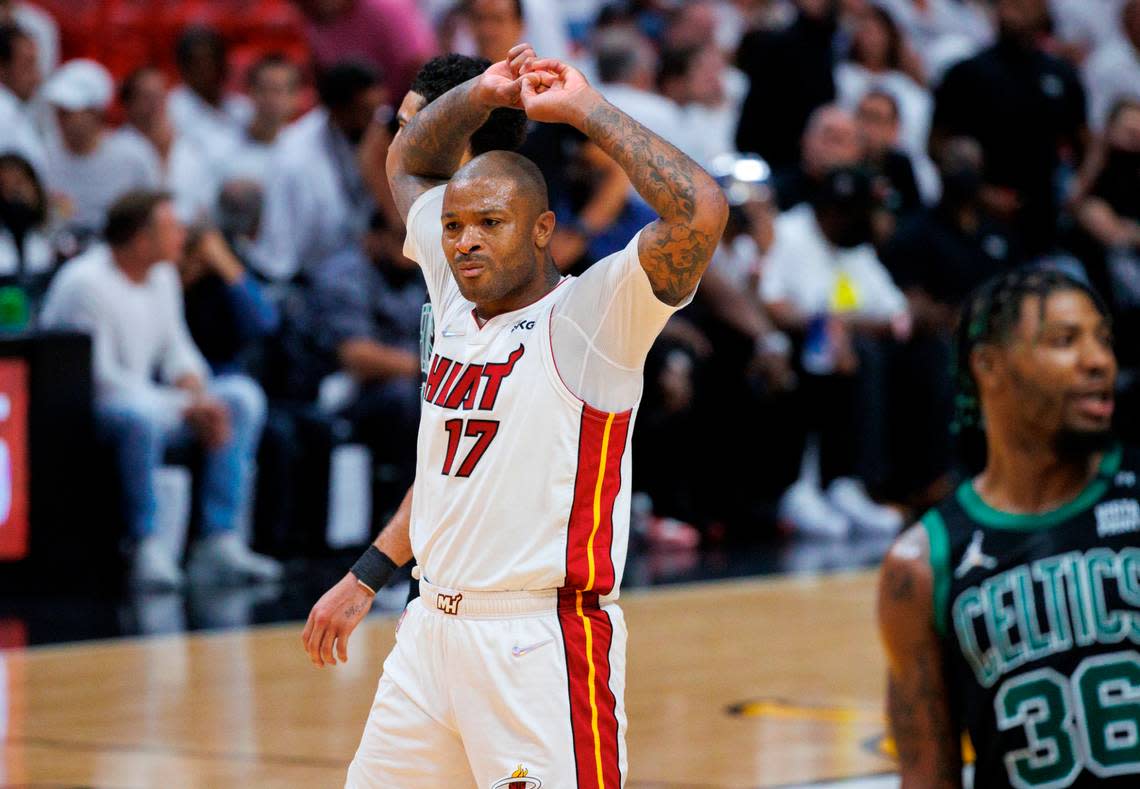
442,329,465,337
511,639,554,658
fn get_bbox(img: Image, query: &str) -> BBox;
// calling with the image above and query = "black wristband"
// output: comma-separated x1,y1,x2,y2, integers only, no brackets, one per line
351,546,398,594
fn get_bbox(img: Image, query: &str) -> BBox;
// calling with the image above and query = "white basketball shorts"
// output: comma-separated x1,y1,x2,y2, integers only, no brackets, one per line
345,579,628,788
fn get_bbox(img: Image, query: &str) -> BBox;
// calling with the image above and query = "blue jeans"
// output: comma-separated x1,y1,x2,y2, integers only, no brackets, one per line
98,375,267,539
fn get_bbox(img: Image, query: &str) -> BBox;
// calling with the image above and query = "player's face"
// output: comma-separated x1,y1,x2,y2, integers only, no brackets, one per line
396,91,426,132
999,289,1116,447
440,176,544,309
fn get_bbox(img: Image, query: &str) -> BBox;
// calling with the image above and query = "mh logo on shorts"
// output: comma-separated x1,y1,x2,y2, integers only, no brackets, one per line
436,592,463,615
491,764,542,788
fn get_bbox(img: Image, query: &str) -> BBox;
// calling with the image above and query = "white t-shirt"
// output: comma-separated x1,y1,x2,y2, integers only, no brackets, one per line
404,184,691,592
112,124,217,225
45,132,158,234
760,203,906,321
1083,37,1140,132
40,245,209,425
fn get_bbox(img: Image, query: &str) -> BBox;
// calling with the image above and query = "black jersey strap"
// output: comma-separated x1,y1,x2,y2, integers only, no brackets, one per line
920,509,951,637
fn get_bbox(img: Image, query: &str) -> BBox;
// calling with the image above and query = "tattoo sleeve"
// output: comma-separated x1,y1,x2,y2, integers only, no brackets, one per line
580,101,727,305
879,541,963,789
387,78,492,220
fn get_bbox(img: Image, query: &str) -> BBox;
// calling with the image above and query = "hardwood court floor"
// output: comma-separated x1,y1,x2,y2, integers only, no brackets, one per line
1,571,895,788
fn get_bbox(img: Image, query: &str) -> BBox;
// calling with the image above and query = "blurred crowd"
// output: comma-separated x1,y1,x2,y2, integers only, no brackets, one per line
1,0,1139,587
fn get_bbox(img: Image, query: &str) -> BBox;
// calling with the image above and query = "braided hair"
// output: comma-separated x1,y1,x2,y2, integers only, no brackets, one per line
952,266,1111,469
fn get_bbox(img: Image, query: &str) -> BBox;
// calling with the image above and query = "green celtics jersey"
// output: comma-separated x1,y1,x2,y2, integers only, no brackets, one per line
923,444,1140,788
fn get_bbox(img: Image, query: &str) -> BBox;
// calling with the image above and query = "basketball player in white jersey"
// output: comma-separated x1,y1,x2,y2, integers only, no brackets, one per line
304,47,727,787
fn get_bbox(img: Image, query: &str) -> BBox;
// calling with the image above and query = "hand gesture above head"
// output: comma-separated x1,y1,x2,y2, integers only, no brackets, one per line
475,42,538,109
518,58,600,127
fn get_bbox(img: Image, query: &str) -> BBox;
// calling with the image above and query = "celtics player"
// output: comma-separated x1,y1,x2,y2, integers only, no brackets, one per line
879,267,1140,788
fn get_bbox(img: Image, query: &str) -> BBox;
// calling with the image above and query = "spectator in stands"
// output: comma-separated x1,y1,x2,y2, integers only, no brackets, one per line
880,137,1020,503
932,0,1087,257
1078,98,1140,253
180,225,279,377
855,89,921,242
40,190,281,589
736,0,840,170
0,24,45,174
593,27,679,141
296,0,437,98
658,43,745,168
874,0,993,83
463,0,527,62
251,61,384,281
761,167,910,537
168,27,252,161
115,66,213,225
0,152,52,304
307,210,423,489
834,5,931,160
1047,0,1127,64
1083,0,1140,133
0,0,56,79
220,54,303,187
43,60,155,241
771,103,862,210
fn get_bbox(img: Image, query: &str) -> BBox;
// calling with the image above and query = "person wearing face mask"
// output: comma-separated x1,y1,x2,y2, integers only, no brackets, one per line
0,152,52,307
881,137,1021,507
250,61,387,282
761,166,912,538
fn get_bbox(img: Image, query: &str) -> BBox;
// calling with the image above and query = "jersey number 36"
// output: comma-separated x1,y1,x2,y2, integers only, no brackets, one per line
996,650,1140,788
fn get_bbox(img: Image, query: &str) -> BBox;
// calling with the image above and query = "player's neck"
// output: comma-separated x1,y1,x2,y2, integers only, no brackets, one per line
976,436,1102,516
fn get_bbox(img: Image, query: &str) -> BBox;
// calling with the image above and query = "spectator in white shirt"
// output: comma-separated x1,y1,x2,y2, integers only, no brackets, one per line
167,27,252,165
1083,0,1140,131
657,42,746,169
0,24,46,175
218,53,303,188
594,27,683,142
0,0,56,78
762,167,910,538
42,59,156,240
250,61,383,281
875,0,994,83
115,66,214,225
41,190,282,590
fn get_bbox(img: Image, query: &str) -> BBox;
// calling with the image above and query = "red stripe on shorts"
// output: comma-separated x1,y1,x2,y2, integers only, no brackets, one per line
558,588,621,789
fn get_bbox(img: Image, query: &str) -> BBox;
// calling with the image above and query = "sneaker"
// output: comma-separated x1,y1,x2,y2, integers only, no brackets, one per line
130,535,185,591
826,477,904,535
778,480,850,538
186,533,284,586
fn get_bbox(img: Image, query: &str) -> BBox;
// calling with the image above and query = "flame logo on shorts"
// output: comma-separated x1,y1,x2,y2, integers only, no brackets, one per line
491,764,543,788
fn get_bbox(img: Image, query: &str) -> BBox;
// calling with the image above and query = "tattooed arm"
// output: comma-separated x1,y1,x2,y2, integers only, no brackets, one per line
520,59,728,305
386,45,536,221
878,526,963,789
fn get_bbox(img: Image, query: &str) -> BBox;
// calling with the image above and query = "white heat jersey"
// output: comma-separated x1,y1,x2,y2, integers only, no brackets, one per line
404,185,691,598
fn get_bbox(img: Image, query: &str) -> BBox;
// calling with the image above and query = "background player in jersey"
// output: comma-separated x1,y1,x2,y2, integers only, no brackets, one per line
878,267,1140,787
307,46,727,787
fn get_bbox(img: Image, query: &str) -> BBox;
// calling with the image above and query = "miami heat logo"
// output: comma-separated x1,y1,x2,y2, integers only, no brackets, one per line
491,765,542,788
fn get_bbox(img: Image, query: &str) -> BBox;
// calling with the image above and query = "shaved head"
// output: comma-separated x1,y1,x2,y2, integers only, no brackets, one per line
451,150,549,216
440,150,559,319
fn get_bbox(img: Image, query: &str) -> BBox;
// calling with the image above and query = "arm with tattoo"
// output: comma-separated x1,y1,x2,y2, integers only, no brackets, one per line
386,45,537,221
519,59,728,305
877,526,963,789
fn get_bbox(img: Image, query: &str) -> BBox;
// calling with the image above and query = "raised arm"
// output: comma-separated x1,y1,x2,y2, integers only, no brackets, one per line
386,45,536,221
877,525,963,789
520,59,728,305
